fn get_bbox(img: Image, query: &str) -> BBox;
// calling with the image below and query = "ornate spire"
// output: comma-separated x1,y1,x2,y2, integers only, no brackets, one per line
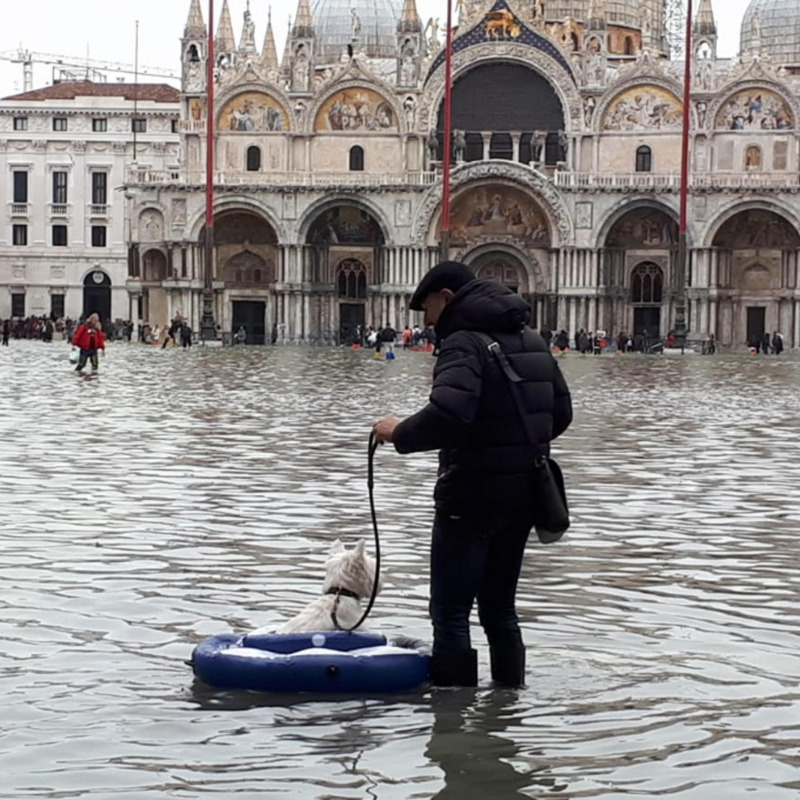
292,0,314,37
398,0,422,33
588,0,606,29
216,0,237,53
184,0,206,38
262,8,279,69
281,15,293,73
694,0,716,37
239,0,258,53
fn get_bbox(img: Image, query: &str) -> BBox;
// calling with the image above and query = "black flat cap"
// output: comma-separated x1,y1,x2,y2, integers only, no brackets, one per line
409,261,476,311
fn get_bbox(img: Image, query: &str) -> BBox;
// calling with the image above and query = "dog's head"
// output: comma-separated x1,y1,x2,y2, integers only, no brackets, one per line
322,539,381,599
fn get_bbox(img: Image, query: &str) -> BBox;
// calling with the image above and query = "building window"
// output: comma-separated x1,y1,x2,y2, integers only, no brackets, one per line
188,44,200,62
624,37,635,56
53,171,68,204
12,224,28,246
636,145,652,173
91,225,107,247
171,119,179,133
91,172,107,205
246,145,261,171
51,293,65,319
132,118,147,133
53,117,68,132
632,263,664,304
11,293,25,317
52,225,68,247
13,171,28,203
92,118,108,132
349,145,364,172
337,259,368,299
13,117,28,131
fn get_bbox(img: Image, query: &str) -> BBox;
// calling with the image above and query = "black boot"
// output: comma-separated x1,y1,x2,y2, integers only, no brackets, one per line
489,643,526,688
430,648,478,687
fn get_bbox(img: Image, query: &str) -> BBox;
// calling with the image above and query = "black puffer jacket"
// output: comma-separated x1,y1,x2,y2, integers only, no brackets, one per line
393,279,572,514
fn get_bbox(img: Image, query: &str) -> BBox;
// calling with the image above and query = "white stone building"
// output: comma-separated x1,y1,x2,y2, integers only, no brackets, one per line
125,0,800,348
0,82,179,322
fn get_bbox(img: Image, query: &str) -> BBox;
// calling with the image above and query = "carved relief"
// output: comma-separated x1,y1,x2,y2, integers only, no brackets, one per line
140,209,165,243
171,198,187,228
576,202,593,230
715,89,793,131
602,86,683,132
282,193,297,220
395,200,412,227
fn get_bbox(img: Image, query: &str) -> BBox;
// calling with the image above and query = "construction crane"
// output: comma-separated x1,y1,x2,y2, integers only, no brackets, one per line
0,48,179,93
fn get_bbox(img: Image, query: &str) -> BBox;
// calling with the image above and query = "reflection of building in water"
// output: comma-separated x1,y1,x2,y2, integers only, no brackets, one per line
120,0,800,349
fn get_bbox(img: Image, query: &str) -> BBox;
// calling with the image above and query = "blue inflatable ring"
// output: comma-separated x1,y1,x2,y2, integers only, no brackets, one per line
191,630,431,693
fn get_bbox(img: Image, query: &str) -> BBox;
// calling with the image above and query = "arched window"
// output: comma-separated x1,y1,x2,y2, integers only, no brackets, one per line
336,259,367,299
636,145,652,173
188,44,200,62
571,33,580,52
631,263,664,304
246,146,261,172
349,145,364,172
624,37,635,56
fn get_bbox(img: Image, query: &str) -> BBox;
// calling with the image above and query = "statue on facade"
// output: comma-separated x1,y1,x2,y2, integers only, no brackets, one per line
584,96,596,126
532,130,547,164
186,60,204,92
557,130,569,163
403,96,416,130
696,101,707,128
351,9,362,41
425,18,441,55
453,130,467,163
293,46,309,92
427,128,439,163
400,39,416,85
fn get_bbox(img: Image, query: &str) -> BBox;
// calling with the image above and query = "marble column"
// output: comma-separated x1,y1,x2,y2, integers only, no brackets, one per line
512,133,521,163
482,132,490,161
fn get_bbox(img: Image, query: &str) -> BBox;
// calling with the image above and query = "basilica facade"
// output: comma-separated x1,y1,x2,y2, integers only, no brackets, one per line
125,0,800,348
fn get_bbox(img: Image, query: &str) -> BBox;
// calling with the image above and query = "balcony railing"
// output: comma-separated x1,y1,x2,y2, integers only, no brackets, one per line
554,172,681,191
10,202,29,216
89,204,109,217
178,119,206,133
49,203,69,217
126,167,437,188
556,171,800,192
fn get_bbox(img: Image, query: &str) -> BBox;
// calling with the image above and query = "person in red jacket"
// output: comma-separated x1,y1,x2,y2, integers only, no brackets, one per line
72,313,106,373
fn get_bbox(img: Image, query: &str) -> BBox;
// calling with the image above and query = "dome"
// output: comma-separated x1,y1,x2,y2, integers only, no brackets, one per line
311,0,402,62
741,0,800,65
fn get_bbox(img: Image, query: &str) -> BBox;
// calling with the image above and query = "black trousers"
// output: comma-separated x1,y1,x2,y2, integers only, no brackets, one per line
430,511,533,653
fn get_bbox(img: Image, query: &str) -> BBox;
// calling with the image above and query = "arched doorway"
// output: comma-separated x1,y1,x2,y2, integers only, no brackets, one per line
207,210,279,344
711,209,800,347
604,206,678,336
437,63,565,166
83,270,112,323
306,205,385,342
471,250,539,327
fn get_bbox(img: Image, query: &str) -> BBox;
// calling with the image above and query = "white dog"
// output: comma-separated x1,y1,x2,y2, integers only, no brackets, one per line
277,540,381,633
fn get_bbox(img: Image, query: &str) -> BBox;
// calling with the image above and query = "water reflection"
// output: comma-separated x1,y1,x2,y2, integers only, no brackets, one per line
1,343,800,798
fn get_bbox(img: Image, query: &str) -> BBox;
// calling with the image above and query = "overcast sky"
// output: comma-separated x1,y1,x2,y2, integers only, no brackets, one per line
0,0,752,97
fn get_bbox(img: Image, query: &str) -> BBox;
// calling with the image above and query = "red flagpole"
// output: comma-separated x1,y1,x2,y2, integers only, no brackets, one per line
201,0,217,340
440,0,454,262
675,0,693,349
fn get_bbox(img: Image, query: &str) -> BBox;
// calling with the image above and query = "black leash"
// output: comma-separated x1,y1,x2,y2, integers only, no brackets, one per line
332,432,381,632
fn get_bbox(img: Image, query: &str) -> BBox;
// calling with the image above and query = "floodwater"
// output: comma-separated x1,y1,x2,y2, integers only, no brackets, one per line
1,342,800,800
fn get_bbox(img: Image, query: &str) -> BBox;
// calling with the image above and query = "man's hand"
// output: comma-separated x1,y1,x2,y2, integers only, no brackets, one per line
372,416,400,444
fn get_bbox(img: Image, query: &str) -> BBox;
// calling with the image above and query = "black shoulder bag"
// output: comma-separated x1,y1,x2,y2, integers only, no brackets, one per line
474,332,570,544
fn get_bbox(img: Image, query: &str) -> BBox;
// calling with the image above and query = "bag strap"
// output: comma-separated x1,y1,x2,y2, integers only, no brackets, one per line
473,332,540,451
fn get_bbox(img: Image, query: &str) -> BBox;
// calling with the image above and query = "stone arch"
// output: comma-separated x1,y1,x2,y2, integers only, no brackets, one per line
702,200,800,247
141,249,168,282
594,198,681,250
335,258,368,299
412,161,572,247
215,85,292,132
420,45,581,134
297,195,392,245
186,197,286,243
464,243,545,295
222,249,274,286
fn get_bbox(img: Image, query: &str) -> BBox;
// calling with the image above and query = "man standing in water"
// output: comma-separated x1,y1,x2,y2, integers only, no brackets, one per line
72,313,106,374
373,262,573,688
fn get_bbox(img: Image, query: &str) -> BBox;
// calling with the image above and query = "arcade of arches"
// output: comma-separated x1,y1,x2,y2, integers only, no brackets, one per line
125,197,800,348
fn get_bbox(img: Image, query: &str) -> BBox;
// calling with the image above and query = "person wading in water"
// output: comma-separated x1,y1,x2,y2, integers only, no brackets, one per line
72,313,106,374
